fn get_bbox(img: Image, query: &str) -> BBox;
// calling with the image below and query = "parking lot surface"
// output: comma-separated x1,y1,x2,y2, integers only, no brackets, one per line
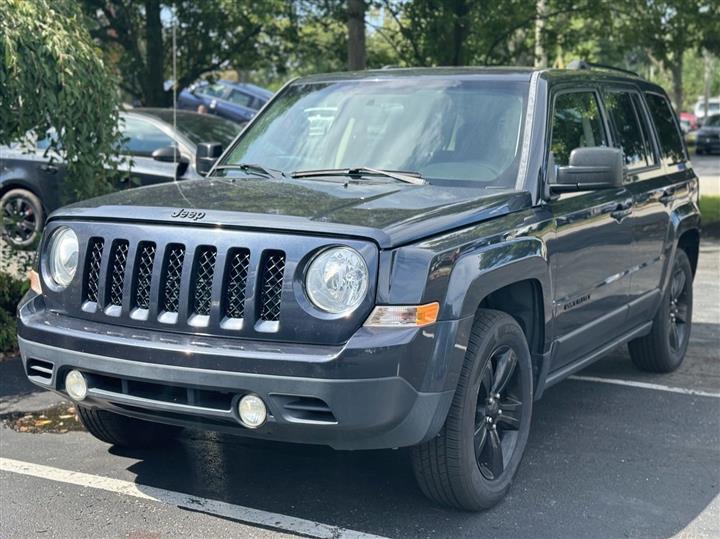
1,241,718,538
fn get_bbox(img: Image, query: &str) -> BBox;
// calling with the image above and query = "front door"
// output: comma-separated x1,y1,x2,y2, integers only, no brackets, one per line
544,89,635,368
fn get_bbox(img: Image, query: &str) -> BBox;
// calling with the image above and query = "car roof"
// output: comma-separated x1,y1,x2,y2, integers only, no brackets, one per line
293,66,665,93
216,80,272,99
296,67,536,83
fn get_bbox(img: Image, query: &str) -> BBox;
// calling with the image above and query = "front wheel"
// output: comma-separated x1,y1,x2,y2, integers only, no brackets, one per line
411,310,533,511
628,249,693,372
77,406,182,448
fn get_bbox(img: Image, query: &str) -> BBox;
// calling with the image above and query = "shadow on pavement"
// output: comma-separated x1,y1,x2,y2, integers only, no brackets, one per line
0,356,40,401
112,375,719,538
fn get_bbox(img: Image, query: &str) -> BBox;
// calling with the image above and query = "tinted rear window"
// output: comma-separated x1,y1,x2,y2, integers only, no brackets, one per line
603,91,652,169
645,93,686,164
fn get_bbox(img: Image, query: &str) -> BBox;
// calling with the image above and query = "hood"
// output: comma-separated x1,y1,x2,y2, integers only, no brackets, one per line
53,177,531,248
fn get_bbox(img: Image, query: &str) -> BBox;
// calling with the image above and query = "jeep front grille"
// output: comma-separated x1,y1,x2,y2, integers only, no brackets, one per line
259,251,285,322
83,238,104,304
79,236,287,332
133,242,156,310
224,248,250,320
161,244,185,315
107,240,129,308
191,246,217,317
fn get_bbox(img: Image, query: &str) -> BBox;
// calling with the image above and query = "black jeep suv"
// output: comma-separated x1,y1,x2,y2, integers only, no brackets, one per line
18,66,700,511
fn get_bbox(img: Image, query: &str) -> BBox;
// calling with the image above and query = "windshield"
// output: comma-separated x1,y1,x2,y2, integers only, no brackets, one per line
705,115,720,127
223,79,529,187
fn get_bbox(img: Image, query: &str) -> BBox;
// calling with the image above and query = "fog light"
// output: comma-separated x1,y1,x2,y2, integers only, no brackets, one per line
238,394,267,428
65,370,87,401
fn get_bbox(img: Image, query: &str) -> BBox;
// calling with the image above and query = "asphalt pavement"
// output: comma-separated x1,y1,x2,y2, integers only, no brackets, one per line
1,244,718,538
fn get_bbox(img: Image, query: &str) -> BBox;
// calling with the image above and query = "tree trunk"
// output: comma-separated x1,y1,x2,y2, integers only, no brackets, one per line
534,0,547,67
450,0,469,66
703,49,713,121
143,0,167,106
668,51,684,112
347,0,366,70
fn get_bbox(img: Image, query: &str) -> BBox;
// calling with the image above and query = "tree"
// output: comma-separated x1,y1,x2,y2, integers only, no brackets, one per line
82,1,280,106
347,0,367,69
613,0,720,109
0,0,121,202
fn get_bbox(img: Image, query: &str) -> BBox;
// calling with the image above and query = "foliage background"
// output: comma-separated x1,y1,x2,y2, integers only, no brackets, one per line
78,0,720,111
1,0,122,204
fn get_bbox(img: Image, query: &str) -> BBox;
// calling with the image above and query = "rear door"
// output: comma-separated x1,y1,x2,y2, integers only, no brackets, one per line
545,88,635,368
600,87,671,324
627,91,693,324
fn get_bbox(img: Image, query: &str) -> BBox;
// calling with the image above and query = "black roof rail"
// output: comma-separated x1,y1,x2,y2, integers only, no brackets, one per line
567,59,641,78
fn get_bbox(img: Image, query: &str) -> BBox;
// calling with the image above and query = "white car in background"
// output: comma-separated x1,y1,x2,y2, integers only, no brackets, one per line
694,97,720,124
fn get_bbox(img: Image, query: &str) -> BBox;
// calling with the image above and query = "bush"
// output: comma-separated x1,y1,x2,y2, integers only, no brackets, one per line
0,272,27,354
700,195,720,237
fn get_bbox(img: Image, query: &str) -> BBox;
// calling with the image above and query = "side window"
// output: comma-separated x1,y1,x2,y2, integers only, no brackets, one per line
645,92,686,164
631,94,657,167
603,91,652,169
196,83,226,99
550,91,607,166
227,90,254,108
120,117,175,157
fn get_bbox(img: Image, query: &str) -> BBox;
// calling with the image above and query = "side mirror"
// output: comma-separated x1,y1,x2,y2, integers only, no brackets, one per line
195,142,223,176
152,146,190,177
550,147,624,193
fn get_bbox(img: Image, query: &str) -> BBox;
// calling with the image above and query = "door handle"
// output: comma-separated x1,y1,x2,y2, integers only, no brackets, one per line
40,164,58,174
659,190,675,206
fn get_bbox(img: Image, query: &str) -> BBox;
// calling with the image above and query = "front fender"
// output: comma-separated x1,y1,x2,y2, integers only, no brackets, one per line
445,237,551,321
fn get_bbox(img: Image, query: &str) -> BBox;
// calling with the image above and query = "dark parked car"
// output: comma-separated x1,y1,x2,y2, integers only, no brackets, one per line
18,65,700,511
177,80,272,123
695,114,720,154
1,109,241,247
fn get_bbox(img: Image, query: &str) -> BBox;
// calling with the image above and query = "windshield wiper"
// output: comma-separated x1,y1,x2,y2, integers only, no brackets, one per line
213,163,286,180
291,167,425,185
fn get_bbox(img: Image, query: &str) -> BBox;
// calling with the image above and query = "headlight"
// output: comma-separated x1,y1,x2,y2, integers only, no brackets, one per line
305,247,368,314
47,227,79,288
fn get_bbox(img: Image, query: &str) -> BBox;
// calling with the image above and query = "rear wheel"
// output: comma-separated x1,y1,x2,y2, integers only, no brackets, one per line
411,310,533,511
77,406,181,448
628,249,693,373
1,188,44,248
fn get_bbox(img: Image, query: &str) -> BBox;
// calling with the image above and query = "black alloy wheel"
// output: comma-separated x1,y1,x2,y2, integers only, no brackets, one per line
1,189,44,248
474,345,524,481
411,310,533,511
629,248,693,373
667,265,690,355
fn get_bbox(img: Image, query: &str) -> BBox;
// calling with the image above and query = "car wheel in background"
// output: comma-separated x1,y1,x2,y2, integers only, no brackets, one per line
1,188,44,249
411,310,533,511
628,249,693,373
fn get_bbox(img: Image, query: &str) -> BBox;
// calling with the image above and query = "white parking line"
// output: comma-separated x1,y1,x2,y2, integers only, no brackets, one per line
569,375,720,398
0,457,387,539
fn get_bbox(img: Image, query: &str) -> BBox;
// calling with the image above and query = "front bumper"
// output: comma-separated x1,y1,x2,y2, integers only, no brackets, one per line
18,294,470,450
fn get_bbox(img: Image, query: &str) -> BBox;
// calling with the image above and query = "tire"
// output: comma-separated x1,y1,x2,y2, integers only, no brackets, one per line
77,406,182,448
628,249,693,373
411,310,533,511
0,188,44,248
